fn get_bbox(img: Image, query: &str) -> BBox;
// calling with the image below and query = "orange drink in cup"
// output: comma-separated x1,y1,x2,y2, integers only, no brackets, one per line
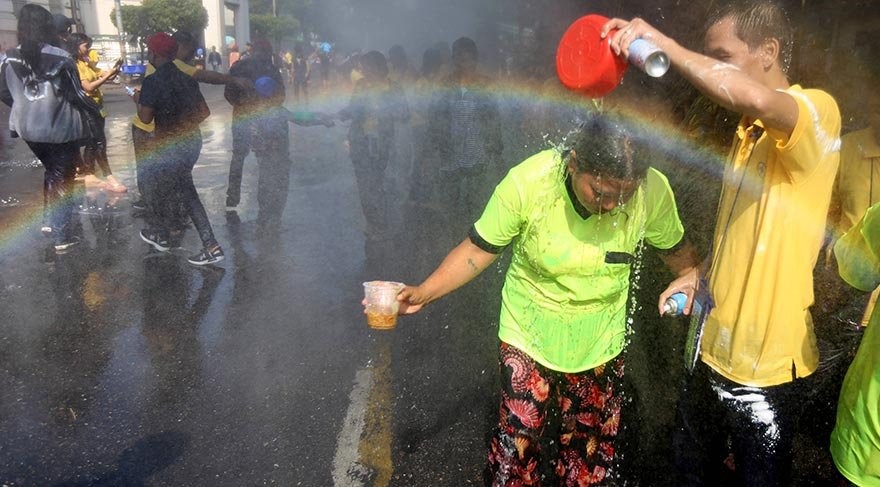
363,281,405,330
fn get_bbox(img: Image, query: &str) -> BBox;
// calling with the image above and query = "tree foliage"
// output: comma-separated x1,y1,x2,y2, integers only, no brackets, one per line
250,14,301,40
249,0,310,17
111,0,208,40
110,5,152,43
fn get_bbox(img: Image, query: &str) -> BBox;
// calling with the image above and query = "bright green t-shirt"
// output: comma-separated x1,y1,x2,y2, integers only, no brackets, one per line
831,202,880,487
473,149,684,372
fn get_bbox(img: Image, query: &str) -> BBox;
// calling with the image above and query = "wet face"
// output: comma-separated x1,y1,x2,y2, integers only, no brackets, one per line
703,17,764,79
567,156,639,214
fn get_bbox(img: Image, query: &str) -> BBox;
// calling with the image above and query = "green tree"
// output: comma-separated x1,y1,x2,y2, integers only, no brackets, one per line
250,0,310,17
111,0,208,38
250,14,300,40
110,4,151,43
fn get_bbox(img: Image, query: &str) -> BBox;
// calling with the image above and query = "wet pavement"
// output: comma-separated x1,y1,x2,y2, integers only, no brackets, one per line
0,84,843,486
0,84,502,486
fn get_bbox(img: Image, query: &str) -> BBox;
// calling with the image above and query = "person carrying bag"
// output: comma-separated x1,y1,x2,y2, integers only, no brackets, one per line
0,4,102,251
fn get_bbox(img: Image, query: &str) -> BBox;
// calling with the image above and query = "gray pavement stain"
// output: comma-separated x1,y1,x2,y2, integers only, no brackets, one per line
0,82,842,486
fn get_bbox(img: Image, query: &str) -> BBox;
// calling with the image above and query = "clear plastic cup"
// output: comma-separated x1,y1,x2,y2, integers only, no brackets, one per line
363,281,405,330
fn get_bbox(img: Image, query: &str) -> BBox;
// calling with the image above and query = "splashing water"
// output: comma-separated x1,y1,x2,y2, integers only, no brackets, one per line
0,196,22,207
0,157,41,169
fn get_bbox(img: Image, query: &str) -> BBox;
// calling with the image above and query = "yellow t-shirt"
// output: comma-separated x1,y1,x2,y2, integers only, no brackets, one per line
835,127,880,233
76,59,106,116
701,85,842,387
832,127,880,326
132,59,200,133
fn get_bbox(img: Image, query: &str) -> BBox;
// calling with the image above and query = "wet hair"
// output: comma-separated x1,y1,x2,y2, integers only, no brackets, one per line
451,37,478,61
17,4,55,70
568,116,649,181
705,0,793,73
67,32,90,55
360,50,388,79
172,30,195,46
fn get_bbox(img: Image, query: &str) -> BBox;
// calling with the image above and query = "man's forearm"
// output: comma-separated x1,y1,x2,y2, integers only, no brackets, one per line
193,69,233,85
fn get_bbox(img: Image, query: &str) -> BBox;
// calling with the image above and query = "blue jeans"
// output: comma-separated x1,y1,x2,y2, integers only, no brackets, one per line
147,136,216,247
227,117,253,201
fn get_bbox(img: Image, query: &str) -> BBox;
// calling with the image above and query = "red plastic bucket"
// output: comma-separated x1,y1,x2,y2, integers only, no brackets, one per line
556,14,628,98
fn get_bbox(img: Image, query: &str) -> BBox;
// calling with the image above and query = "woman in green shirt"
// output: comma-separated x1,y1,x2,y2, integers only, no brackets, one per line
831,202,880,487
390,116,699,485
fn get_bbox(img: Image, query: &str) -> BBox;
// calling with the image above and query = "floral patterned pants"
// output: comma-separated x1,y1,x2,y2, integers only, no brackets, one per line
486,342,626,487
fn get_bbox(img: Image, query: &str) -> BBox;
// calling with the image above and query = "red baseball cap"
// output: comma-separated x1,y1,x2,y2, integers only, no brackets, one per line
147,32,178,59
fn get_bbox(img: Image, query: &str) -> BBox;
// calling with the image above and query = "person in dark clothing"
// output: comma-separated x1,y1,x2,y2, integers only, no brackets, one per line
223,38,285,208
135,32,223,265
208,46,221,71
338,50,409,246
128,30,250,214
317,48,331,90
0,4,102,252
249,76,333,226
291,45,309,104
427,37,503,225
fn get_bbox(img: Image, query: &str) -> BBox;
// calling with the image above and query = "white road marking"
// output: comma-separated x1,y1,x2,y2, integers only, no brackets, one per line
332,367,373,487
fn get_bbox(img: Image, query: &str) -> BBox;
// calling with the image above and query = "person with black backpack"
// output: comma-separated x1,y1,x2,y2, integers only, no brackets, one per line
0,3,102,252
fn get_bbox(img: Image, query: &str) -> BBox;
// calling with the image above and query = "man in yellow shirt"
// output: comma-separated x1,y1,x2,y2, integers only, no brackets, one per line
605,1,841,484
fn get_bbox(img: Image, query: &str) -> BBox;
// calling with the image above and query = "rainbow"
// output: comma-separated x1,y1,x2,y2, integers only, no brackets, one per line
0,77,844,257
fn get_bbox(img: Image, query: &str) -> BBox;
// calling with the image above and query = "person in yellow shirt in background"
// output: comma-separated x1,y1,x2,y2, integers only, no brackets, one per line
69,33,127,193
808,88,880,455
829,93,880,327
604,1,841,484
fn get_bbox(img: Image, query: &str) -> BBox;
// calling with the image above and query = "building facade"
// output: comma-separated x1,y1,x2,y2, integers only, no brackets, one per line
0,0,249,67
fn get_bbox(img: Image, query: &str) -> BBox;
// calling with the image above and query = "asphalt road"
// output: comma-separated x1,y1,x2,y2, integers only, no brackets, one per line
0,82,842,486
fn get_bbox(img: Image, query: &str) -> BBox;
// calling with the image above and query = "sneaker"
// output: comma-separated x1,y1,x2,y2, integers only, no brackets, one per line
187,245,224,266
140,229,170,251
54,235,82,252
